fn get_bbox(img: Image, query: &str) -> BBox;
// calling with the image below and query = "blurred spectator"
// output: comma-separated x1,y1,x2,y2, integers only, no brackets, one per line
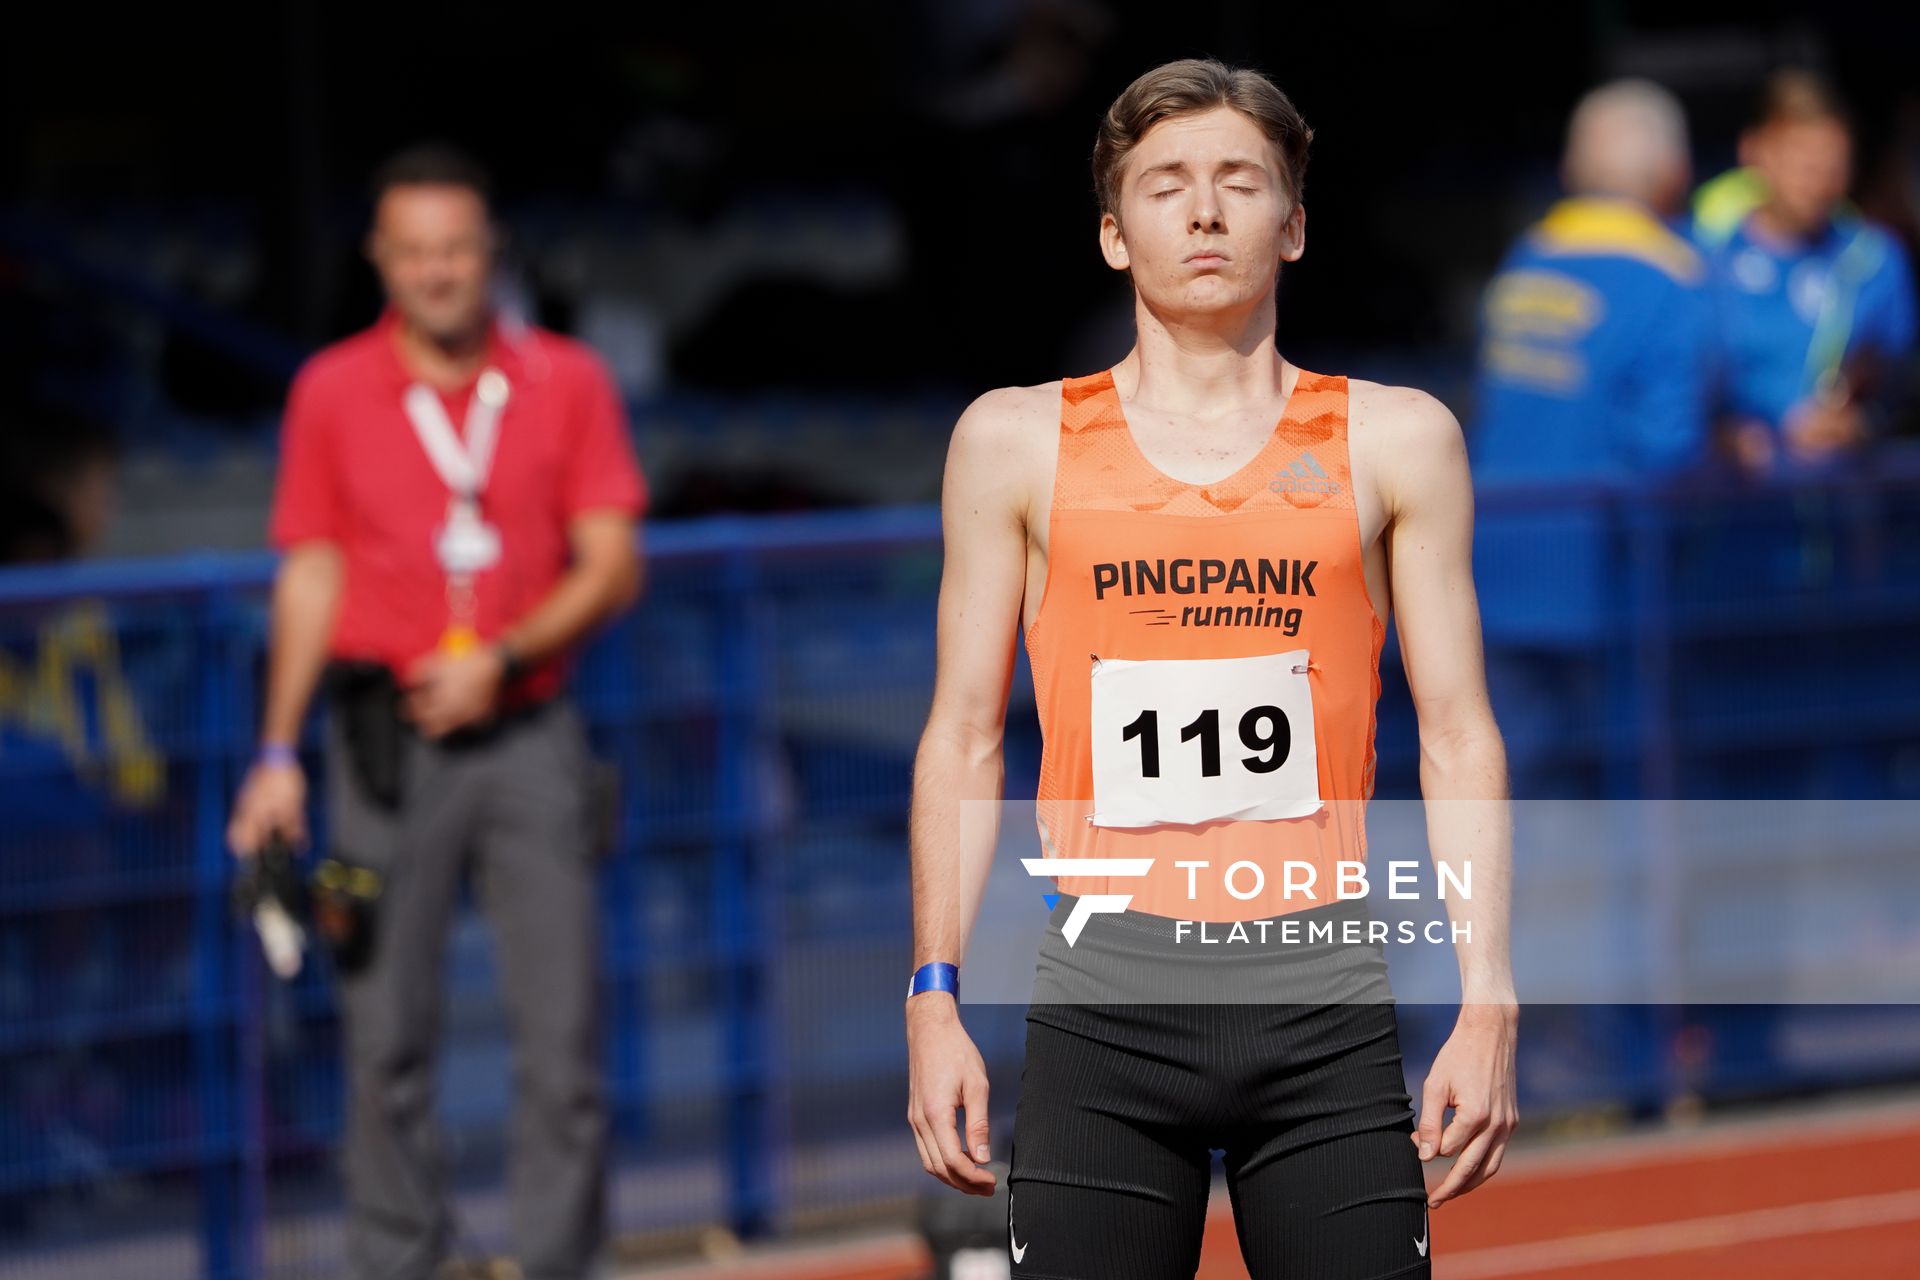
1468,82,1712,799
0,406,117,564
227,143,646,1280
1470,79,1712,481
1692,71,1917,474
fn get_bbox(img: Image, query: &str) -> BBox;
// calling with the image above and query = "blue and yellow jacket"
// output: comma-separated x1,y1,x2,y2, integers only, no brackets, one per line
1470,196,1715,481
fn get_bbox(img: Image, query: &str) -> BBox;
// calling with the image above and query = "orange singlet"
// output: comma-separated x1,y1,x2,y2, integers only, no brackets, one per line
1025,366,1383,923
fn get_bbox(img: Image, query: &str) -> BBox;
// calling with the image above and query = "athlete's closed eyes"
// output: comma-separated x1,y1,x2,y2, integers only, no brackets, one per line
1151,185,1259,199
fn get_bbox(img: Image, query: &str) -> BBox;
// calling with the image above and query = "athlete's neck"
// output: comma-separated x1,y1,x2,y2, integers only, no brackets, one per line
1117,302,1292,418
394,313,492,390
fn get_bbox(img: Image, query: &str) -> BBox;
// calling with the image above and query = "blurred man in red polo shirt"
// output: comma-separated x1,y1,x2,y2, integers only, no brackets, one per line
228,144,645,1280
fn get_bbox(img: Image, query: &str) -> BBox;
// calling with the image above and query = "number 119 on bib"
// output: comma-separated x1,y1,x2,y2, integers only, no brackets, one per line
1089,650,1322,829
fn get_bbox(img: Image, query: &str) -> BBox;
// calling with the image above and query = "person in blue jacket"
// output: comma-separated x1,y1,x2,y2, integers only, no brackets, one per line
1692,71,1917,475
1467,82,1714,808
1472,79,1714,483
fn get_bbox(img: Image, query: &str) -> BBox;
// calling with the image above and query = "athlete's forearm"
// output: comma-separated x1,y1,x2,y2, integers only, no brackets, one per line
1420,728,1517,1011
908,719,1006,975
261,544,344,747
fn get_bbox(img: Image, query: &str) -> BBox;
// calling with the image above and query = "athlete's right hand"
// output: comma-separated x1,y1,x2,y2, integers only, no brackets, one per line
227,759,308,858
905,993,997,1195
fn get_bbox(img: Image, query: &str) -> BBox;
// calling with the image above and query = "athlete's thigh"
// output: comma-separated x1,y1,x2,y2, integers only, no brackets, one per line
1227,1123,1430,1279
1007,1014,1213,1280
1221,998,1430,1280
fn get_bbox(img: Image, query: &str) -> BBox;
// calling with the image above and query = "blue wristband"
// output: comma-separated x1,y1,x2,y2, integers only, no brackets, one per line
257,742,299,769
907,961,960,1001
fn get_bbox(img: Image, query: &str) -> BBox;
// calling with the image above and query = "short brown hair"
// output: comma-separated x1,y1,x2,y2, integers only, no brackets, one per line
370,142,494,209
1754,69,1850,132
1092,59,1314,220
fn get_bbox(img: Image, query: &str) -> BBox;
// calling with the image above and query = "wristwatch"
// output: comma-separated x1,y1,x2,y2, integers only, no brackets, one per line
495,638,526,684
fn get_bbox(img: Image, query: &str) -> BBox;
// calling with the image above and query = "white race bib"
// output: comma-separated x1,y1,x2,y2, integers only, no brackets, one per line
1088,649,1321,829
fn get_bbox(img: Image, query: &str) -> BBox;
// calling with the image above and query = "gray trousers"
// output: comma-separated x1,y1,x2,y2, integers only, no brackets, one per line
324,697,608,1280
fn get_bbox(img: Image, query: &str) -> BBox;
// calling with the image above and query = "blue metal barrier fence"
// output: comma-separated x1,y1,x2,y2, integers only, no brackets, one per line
3,470,1920,1277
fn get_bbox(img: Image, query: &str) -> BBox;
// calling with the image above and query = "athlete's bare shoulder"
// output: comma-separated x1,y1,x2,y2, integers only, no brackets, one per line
1346,378,1464,453
1345,377,1470,521
943,381,1063,532
949,381,1061,454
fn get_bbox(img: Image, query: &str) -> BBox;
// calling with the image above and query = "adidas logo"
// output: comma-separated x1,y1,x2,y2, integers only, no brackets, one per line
1268,449,1340,495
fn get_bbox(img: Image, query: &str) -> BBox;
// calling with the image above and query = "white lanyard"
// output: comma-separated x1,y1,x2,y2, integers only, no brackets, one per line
403,368,510,615
403,367,510,501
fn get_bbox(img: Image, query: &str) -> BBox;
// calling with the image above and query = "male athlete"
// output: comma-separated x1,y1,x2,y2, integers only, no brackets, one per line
906,60,1517,1278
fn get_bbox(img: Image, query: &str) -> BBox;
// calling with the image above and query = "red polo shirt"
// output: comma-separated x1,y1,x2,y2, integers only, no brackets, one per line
268,309,647,704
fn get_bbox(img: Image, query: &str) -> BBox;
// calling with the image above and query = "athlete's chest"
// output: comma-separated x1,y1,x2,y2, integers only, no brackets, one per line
1040,507,1365,652
1023,441,1390,639
1121,402,1300,482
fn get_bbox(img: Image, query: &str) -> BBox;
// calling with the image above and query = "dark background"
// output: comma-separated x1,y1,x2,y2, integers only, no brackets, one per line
8,3,1916,361
4,0,1918,522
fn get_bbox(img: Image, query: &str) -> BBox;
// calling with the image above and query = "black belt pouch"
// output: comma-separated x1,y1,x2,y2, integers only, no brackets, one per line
324,659,407,812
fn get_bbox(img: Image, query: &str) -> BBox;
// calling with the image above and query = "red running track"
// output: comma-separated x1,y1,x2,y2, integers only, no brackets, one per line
636,1097,1920,1279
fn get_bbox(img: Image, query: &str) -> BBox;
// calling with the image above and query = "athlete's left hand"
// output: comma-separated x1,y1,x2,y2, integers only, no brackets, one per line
1412,1002,1519,1209
404,648,505,738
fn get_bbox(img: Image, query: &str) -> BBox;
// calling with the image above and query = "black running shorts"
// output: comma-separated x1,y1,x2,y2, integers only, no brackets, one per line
1006,893,1432,1279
